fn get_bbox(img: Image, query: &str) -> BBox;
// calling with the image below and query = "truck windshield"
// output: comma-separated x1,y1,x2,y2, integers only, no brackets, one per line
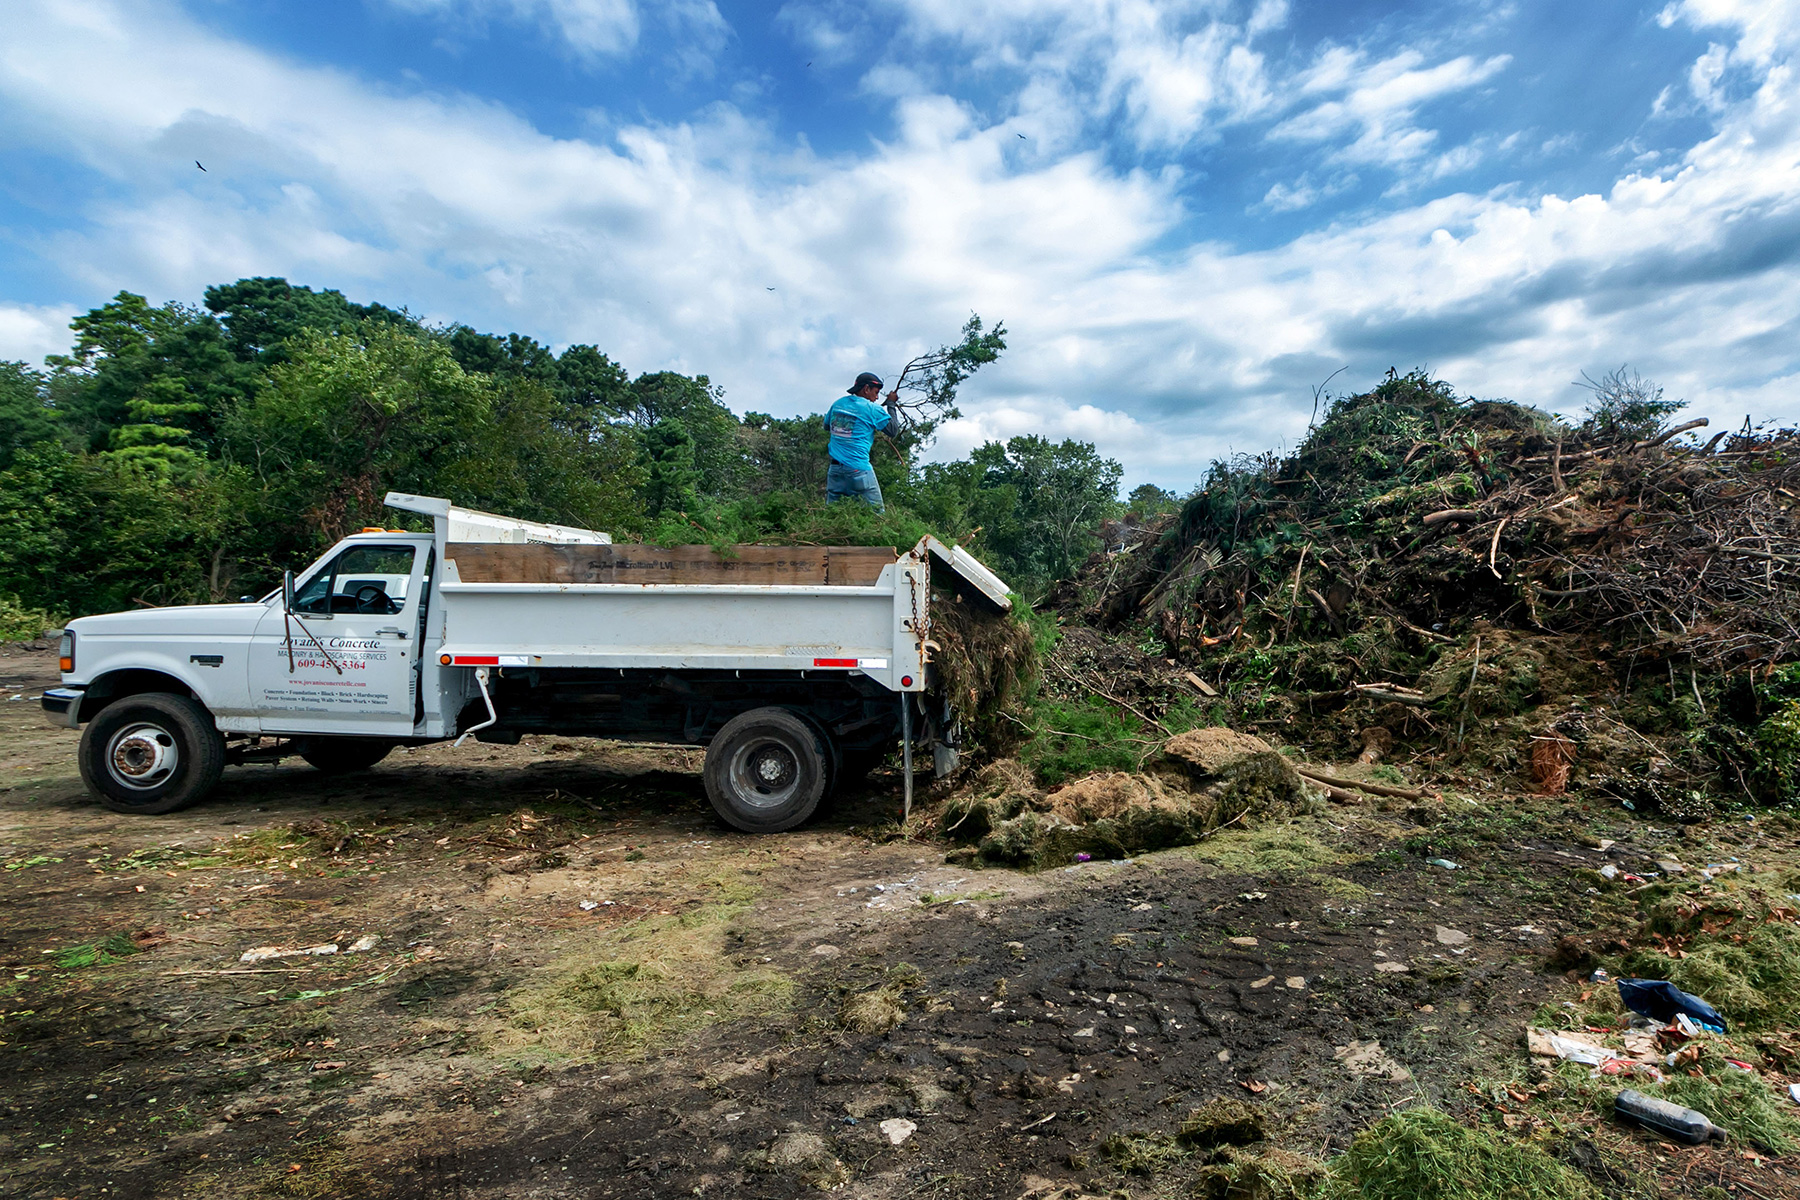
293,545,418,615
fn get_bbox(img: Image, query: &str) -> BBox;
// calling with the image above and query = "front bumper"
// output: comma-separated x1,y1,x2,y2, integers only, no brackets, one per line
41,687,83,729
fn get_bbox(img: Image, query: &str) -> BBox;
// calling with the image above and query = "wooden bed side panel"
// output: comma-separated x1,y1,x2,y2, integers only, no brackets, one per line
448,542,897,585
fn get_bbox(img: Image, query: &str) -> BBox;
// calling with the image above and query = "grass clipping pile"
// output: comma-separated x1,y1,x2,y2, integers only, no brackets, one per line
929,590,1039,758
939,727,1316,868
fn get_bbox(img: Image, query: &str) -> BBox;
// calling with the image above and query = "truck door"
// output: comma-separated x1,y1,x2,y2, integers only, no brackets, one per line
247,541,430,736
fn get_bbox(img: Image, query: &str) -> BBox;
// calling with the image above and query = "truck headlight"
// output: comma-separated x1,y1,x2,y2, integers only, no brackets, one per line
58,630,74,674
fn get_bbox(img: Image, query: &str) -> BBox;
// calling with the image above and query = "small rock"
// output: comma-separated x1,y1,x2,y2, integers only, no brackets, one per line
1217,1049,1232,1063
1005,941,1026,960
347,934,380,951
879,1117,917,1146
1657,860,1686,874
1374,961,1411,973
1434,926,1470,946
810,944,841,958
1228,936,1259,947
1285,977,1306,990
1250,976,1275,989
1131,902,1153,912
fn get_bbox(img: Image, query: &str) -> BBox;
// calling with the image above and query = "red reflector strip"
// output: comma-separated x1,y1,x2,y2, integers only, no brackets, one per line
453,655,499,665
812,658,857,668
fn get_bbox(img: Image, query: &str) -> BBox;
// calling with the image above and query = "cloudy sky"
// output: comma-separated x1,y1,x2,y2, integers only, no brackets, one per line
3,0,1798,490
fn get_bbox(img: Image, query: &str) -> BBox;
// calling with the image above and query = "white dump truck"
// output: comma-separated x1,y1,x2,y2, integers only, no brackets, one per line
42,492,1012,832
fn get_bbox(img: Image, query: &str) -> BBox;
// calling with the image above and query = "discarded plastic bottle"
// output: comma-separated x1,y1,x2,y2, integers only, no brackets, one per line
1615,1089,1724,1144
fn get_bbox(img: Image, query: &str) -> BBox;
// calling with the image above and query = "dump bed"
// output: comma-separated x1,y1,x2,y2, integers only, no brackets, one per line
385,492,1009,695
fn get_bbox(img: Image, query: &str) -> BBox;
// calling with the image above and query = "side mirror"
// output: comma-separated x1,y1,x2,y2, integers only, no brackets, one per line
283,570,295,613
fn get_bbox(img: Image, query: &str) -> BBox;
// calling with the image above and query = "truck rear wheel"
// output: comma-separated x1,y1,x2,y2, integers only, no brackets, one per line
78,692,226,815
704,707,829,833
298,737,395,774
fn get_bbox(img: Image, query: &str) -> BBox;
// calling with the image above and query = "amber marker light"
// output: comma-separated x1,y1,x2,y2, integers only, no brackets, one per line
439,653,453,665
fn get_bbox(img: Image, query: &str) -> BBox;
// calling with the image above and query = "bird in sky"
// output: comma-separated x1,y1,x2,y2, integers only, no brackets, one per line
1017,133,1026,139
195,160,207,170
766,287,776,291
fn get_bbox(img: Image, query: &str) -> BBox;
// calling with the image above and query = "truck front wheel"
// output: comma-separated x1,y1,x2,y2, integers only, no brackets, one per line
704,708,830,833
78,692,226,815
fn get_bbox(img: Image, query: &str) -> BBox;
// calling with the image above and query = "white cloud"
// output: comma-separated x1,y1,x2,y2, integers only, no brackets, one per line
0,303,79,369
384,0,641,59
1272,49,1511,169
4,0,1800,494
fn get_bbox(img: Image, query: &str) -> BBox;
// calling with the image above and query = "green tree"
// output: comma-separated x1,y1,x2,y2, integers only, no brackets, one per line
0,362,63,470
48,291,254,455
966,436,1122,589
204,277,408,363
640,419,703,518
221,324,494,543
1127,483,1181,515
623,371,743,498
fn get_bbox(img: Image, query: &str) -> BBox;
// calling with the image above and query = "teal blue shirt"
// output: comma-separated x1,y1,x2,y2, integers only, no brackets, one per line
824,395,899,470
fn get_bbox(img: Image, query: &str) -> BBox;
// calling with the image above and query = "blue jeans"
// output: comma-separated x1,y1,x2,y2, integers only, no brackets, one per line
826,462,884,511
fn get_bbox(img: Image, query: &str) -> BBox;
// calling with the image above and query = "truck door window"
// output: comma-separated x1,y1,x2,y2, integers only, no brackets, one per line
292,546,419,615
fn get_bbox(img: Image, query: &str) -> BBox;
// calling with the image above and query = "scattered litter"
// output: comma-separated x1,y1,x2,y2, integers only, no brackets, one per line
1240,1080,1268,1093
1617,979,1728,1032
1334,1040,1412,1081
879,1118,916,1146
1238,892,1268,902
1130,902,1153,912
1434,926,1470,946
578,900,599,911
1072,1027,1095,1038
1598,864,1619,880
1284,977,1306,990
311,1060,346,1071
1250,976,1275,989
239,943,339,964
1589,968,1610,983
1217,1050,1231,1063
1596,839,1616,852
1615,1089,1726,1145
1657,860,1686,874
1227,936,1258,947
1527,1028,1611,1066
1074,853,1093,863
1427,859,1460,870
1373,961,1410,973
1788,1083,1800,1106
347,935,379,952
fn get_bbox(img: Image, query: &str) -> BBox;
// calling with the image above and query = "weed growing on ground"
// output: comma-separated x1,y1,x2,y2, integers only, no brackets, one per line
493,867,791,1060
1326,1107,1598,1200
53,933,141,970
1189,820,1354,875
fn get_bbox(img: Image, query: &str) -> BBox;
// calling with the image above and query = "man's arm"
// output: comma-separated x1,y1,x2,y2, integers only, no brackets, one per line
880,391,900,438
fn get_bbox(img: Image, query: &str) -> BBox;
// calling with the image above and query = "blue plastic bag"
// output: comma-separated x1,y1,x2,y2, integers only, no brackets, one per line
1616,978,1727,1032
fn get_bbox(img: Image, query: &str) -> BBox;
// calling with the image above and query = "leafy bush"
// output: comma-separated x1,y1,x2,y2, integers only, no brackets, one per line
0,593,60,641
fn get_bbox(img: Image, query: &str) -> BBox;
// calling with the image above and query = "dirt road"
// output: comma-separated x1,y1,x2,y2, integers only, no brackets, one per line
3,645,1792,1199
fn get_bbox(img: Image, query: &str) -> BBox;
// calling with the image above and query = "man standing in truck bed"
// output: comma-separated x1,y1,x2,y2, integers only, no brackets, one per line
824,372,901,510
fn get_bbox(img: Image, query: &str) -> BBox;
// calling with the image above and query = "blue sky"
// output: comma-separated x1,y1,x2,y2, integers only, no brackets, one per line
3,0,1799,491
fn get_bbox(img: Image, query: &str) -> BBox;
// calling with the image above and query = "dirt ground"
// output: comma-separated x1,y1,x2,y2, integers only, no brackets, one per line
3,645,1798,1200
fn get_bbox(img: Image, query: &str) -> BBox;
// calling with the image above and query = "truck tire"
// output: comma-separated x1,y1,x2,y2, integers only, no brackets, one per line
298,737,395,774
78,692,226,815
704,707,830,833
